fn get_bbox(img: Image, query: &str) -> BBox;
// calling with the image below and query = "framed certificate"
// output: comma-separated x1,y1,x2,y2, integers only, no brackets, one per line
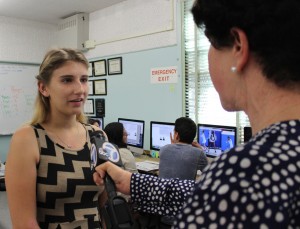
88,80,94,95
84,98,94,115
108,57,122,75
88,62,94,77
94,79,107,95
94,59,107,76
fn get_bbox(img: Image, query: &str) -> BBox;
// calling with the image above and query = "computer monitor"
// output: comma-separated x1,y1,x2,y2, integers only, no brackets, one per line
197,123,237,158
150,121,175,151
118,118,145,156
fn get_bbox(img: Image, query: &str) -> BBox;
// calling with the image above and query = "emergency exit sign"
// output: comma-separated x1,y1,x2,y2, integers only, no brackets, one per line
150,66,178,84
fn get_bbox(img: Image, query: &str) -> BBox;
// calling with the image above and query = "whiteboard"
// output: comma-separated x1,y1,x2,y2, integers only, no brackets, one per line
0,62,39,135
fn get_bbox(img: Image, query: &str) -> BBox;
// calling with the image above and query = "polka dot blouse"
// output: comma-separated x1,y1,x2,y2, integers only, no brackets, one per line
131,173,195,216
131,120,300,228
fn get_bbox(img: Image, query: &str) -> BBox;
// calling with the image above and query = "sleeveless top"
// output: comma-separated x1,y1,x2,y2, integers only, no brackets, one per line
33,123,104,229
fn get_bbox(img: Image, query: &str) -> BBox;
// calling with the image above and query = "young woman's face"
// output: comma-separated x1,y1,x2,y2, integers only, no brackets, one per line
122,128,128,143
42,61,89,117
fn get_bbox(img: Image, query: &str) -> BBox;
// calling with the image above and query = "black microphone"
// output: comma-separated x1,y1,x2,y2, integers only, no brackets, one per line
90,130,134,229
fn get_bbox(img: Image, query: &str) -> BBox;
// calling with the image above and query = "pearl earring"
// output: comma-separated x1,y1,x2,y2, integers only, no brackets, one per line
231,66,237,73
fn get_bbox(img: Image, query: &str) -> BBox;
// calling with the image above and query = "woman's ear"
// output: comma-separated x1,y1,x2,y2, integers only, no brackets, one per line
230,27,249,72
38,81,49,97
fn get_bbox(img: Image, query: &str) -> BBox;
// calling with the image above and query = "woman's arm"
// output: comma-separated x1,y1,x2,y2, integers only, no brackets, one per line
130,173,195,216
94,162,195,216
5,126,40,229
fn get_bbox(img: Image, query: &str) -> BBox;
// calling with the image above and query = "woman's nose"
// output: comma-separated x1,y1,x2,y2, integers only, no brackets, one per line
74,79,85,93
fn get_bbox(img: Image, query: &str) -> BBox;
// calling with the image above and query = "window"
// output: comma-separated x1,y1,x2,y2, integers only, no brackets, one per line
183,0,250,143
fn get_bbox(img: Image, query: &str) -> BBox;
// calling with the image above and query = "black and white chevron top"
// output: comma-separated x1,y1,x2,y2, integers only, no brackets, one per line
33,123,103,229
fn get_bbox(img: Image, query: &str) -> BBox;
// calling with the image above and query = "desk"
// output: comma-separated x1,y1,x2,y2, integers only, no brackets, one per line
135,154,160,163
134,154,214,178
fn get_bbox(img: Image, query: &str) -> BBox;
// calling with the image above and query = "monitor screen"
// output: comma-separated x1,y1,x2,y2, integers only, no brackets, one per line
197,123,237,158
150,121,175,151
118,118,145,156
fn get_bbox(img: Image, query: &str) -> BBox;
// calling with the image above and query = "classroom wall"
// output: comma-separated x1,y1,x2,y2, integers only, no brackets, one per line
86,0,183,151
0,16,56,63
0,17,56,161
89,45,183,151
0,0,183,161
86,0,178,58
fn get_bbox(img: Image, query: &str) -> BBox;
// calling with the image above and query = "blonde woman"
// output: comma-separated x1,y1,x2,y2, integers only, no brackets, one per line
6,48,106,228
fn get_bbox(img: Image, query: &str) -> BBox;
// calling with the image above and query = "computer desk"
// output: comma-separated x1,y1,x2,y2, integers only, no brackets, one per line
134,154,160,176
135,152,215,180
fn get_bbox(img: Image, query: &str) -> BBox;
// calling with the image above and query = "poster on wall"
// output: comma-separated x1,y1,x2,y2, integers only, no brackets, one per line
84,98,94,115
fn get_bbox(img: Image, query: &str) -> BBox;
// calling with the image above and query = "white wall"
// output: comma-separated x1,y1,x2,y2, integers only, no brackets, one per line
86,0,177,59
0,16,56,63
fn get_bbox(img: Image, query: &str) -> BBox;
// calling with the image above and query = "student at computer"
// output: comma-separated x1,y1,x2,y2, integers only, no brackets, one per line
159,117,208,180
104,122,138,173
88,118,101,128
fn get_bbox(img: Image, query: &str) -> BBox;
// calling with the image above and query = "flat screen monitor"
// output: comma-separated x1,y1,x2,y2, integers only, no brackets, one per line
150,121,175,151
118,118,145,156
197,123,237,158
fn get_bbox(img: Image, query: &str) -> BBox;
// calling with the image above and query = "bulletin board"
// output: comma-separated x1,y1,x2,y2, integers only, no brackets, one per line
0,62,39,135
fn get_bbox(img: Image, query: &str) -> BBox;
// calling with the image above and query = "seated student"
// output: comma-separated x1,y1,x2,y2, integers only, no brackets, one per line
104,122,138,173
88,118,101,128
159,117,208,180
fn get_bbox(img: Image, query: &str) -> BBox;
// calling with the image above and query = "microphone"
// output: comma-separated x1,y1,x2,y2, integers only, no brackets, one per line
90,130,123,171
90,130,134,229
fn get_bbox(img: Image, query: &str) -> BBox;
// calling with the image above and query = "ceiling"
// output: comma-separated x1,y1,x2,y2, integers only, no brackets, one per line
0,0,127,24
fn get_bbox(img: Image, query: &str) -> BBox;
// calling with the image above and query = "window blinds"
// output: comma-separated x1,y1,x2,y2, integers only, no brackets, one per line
183,0,250,143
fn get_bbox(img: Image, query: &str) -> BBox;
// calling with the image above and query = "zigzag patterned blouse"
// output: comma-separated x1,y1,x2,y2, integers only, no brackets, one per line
33,123,103,229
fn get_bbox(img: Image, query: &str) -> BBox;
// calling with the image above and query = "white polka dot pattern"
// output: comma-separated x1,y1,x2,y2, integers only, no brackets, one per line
174,120,300,228
130,173,195,216
129,120,300,228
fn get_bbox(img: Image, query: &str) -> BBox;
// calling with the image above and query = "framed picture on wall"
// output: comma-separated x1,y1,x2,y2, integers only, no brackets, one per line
108,57,122,75
88,62,94,77
94,59,107,76
95,98,105,117
88,80,94,95
84,98,94,115
94,79,107,95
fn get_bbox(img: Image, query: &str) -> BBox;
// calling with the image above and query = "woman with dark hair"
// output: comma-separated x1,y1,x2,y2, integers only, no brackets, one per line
94,0,300,227
104,122,138,173
88,118,101,128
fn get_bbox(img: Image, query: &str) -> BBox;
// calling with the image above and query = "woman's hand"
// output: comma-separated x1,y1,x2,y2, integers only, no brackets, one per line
93,162,132,195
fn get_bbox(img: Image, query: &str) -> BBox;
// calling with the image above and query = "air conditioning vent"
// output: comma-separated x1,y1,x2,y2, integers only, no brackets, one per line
56,13,89,51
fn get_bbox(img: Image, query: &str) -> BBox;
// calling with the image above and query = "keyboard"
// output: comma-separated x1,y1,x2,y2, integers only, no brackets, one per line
136,160,159,171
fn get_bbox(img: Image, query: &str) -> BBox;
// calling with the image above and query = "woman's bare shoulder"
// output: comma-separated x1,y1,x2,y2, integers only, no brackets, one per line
12,125,36,141
8,124,39,164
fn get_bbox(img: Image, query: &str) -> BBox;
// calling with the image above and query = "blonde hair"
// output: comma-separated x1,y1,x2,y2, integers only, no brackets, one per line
30,48,89,125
